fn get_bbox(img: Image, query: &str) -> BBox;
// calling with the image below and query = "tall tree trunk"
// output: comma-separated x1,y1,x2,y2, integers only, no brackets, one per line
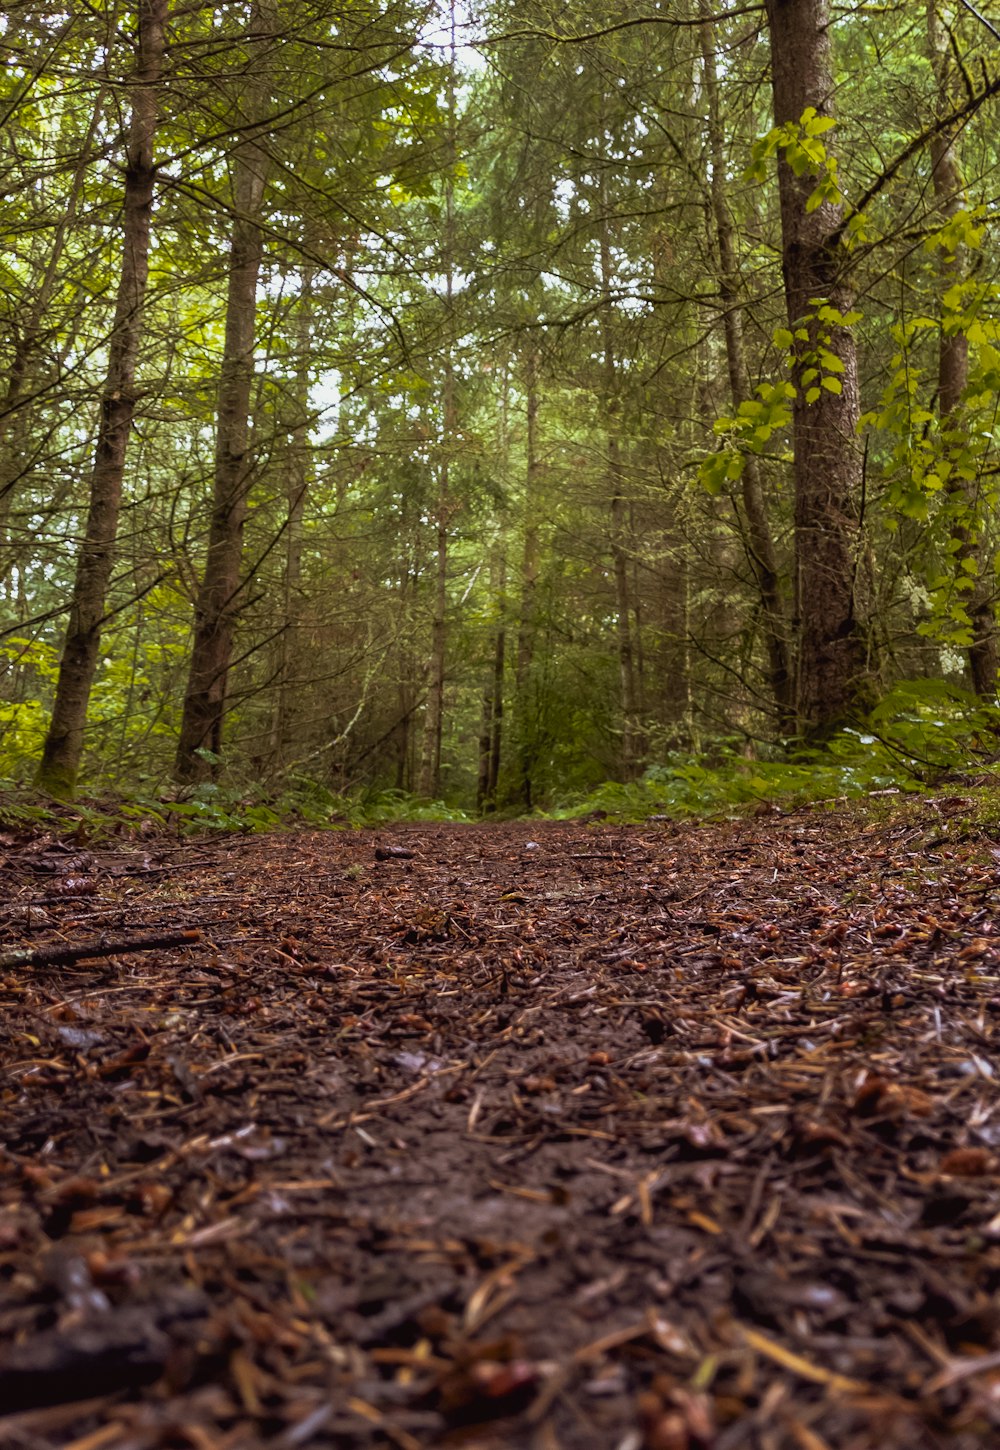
268,267,314,767
477,551,506,813
700,4,793,731
175,1,271,782
515,348,541,809
417,3,458,800
927,0,998,698
415,302,454,803
36,0,167,797
418,496,449,798
765,0,872,733
599,197,639,779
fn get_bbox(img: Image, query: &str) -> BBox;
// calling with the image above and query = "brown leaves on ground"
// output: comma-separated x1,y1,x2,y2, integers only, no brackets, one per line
1,809,1000,1447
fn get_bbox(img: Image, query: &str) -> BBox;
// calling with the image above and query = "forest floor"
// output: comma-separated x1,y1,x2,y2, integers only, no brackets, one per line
1,804,1000,1449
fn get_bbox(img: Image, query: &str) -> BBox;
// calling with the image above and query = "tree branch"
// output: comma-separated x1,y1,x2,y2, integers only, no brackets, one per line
1,930,202,971
480,5,764,48
957,0,1000,43
835,65,1000,244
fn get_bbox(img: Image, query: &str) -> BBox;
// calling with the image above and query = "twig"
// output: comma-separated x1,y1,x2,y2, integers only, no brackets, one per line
0,929,201,970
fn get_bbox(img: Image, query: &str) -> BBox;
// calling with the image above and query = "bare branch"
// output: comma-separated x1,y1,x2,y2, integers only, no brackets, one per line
479,5,764,48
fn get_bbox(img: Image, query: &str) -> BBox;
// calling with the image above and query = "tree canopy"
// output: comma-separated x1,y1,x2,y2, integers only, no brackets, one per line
3,0,1000,814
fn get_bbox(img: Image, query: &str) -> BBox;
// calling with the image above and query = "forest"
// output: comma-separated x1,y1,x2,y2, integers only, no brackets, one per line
5,7,1000,1447
4,0,1000,821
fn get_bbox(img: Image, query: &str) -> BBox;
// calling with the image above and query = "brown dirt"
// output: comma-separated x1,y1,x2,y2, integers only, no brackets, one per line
1,809,999,1448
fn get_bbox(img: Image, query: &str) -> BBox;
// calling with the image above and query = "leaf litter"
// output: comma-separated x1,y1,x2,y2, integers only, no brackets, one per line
0,809,999,1448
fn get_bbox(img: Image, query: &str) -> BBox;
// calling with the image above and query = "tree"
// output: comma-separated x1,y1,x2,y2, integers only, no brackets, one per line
174,0,273,783
700,1,792,731
926,0,998,699
36,0,168,796
763,0,873,734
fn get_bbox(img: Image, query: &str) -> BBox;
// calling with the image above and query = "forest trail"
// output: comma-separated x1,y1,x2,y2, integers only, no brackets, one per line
1,809,999,1448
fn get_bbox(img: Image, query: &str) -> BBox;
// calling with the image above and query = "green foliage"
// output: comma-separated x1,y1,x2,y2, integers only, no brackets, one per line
866,678,1000,774
555,680,1000,821
700,301,862,493
356,788,470,824
0,639,60,779
745,108,844,213
700,381,795,493
5,0,1000,811
0,774,472,838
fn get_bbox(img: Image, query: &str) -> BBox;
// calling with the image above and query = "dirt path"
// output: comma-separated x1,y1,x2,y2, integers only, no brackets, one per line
1,810,999,1448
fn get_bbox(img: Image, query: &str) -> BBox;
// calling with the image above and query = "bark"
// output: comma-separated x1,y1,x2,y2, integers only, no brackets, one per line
515,349,541,809
477,553,506,814
175,2,271,782
417,501,449,798
36,0,167,797
700,3,793,731
417,6,458,801
765,0,872,734
416,291,455,802
927,0,998,698
599,200,639,778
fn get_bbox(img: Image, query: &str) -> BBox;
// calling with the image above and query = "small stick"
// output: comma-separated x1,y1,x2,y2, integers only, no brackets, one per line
0,929,201,970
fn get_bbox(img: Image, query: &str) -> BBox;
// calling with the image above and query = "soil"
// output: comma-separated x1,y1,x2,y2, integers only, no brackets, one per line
1,806,999,1449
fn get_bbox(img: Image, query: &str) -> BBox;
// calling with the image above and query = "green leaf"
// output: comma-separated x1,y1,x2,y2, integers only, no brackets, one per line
821,376,842,394
803,115,836,137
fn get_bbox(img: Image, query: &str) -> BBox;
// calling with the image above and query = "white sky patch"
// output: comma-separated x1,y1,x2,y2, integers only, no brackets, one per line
310,370,343,442
419,1,486,73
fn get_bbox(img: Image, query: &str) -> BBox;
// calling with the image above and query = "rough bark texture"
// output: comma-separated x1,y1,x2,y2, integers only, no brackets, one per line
765,0,872,734
700,5,793,731
175,2,270,783
37,0,166,797
927,0,998,699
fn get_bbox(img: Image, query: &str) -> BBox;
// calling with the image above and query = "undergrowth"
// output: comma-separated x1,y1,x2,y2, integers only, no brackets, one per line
1,680,997,837
556,679,1000,821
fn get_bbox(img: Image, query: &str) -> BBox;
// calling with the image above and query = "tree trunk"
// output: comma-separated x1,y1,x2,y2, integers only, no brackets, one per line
417,500,449,798
765,0,872,733
417,4,458,801
175,1,270,782
477,552,506,814
700,4,793,731
268,267,314,767
36,0,167,797
599,200,639,778
515,349,541,809
927,0,998,698
416,282,455,804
